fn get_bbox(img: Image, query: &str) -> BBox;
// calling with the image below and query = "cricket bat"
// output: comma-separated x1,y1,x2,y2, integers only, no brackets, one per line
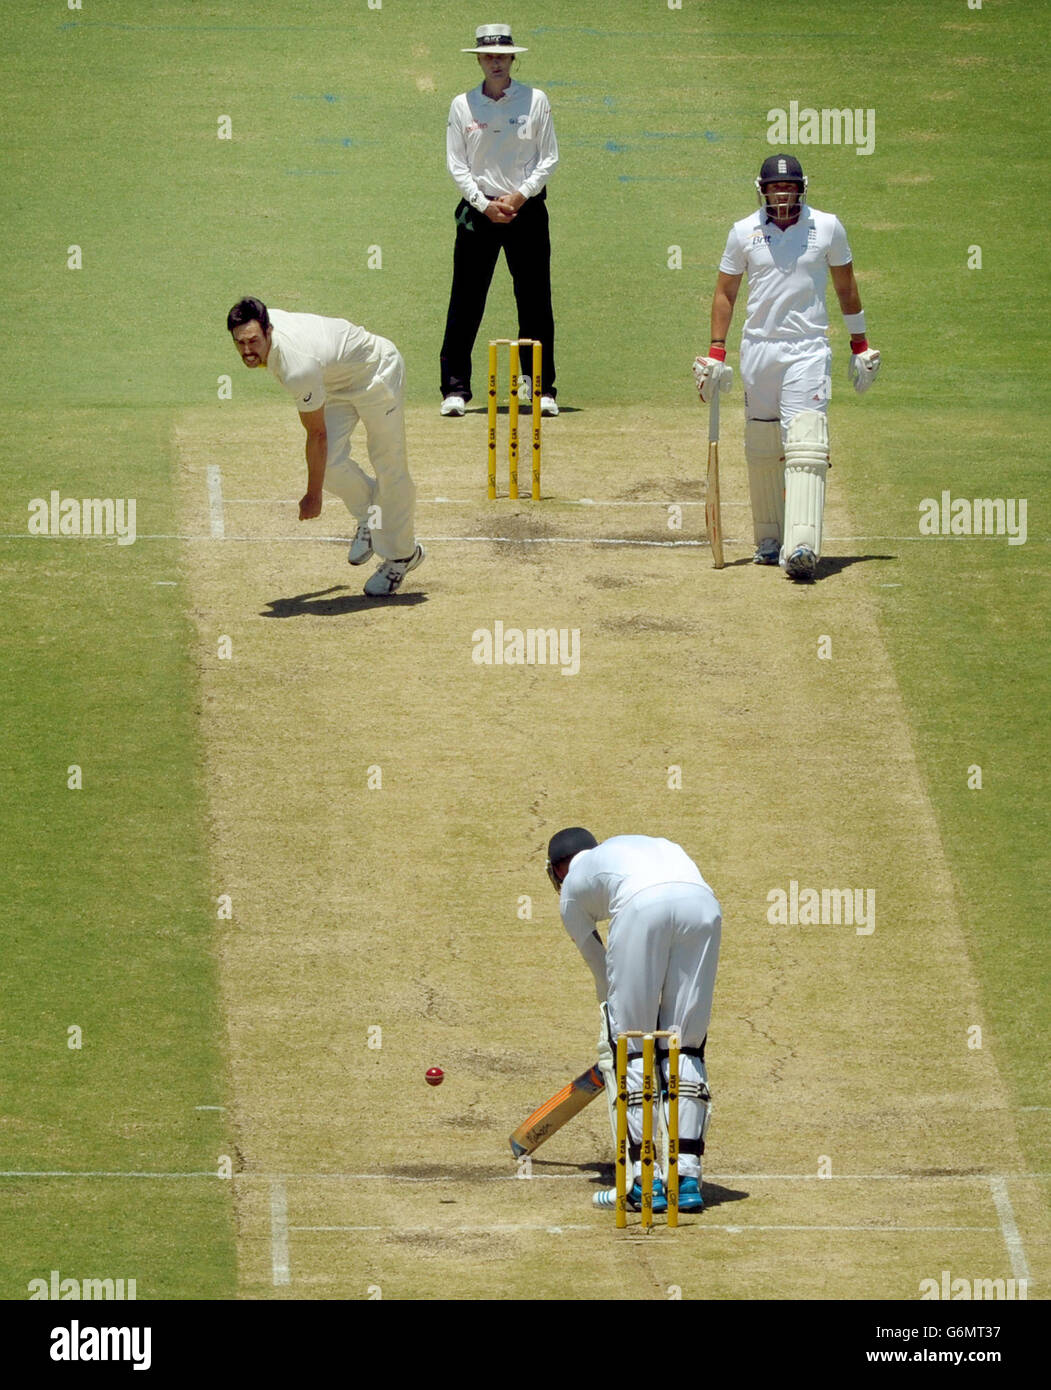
705,382,726,569
509,1064,604,1158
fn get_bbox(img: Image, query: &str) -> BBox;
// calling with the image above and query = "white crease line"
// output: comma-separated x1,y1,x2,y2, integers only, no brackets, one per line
228,497,715,509
4,1170,1048,1182
270,1180,291,1286
989,1177,1030,1282
291,1223,997,1235
293,1223,594,1234
3,531,1043,546
206,464,225,539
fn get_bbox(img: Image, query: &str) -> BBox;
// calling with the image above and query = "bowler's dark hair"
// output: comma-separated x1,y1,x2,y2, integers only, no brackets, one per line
227,297,270,334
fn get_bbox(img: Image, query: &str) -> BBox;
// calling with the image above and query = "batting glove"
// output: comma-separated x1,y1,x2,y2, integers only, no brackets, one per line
692,355,733,403
848,343,881,394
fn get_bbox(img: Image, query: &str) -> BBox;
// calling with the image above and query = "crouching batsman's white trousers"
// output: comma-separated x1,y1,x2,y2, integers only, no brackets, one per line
606,883,721,1179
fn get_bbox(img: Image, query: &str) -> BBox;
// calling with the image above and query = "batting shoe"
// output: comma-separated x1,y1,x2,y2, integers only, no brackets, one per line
784,545,818,582
593,1176,668,1214
677,1176,704,1212
363,544,425,597
347,520,373,566
753,538,780,566
440,395,466,417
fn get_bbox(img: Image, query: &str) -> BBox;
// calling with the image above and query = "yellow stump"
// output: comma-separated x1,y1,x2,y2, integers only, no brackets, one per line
640,1034,655,1229
615,1035,629,1230
667,1035,680,1228
508,340,520,500
487,341,498,500
531,341,542,500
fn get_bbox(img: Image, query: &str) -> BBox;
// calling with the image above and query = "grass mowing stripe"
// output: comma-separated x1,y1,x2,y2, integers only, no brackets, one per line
0,408,236,1298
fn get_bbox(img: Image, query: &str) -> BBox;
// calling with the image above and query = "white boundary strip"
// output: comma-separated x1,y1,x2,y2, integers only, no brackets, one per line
270,1180,291,1286
989,1177,1031,1281
206,464,225,539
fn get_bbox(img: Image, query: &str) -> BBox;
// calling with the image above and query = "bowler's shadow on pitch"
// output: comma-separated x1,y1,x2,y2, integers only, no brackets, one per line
261,585,428,617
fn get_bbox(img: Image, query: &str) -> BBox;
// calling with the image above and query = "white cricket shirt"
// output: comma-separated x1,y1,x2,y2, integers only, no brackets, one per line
559,836,710,949
266,308,378,411
719,205,852,341
446,79,559,212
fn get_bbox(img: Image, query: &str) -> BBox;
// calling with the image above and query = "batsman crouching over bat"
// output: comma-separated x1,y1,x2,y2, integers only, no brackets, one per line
541,828,721,1215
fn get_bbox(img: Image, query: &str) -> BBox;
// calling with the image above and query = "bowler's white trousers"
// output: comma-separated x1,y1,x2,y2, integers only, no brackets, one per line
321,336,417,559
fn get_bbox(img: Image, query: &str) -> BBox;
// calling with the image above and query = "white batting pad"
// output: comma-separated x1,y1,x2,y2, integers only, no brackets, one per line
744,418,785,545
782,410,829,558
597,1004,618,1149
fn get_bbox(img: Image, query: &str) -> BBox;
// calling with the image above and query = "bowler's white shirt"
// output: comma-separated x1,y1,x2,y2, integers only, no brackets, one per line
447,79,559,211
266,308,377,411
719,205,852,341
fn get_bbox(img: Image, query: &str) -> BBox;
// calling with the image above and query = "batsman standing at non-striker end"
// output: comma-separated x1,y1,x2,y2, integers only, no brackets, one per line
227,297,424,596
546,829,721,1216
693,154,880,581
439,23,559,417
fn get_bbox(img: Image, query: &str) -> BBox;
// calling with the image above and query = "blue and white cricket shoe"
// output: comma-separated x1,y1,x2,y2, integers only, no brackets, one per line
677,1176,704,1212
593,1176,667,1213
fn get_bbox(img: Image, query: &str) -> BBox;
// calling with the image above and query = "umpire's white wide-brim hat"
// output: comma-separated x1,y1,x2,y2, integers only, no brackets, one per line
462,24,528,54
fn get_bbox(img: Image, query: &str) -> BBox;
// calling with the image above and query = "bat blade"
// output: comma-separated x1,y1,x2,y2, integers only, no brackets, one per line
706,441,725,569
509,1064,604,1158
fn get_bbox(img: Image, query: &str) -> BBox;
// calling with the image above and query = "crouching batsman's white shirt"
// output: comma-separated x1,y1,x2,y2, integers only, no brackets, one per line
558,835,721,1049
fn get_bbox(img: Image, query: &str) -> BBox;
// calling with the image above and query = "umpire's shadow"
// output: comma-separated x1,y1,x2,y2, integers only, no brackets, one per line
261,585,427,617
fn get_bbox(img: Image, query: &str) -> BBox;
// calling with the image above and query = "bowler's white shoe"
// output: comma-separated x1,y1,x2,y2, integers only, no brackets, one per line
541,396,559,417
440,395,466,417
347,520,373,566
363,544,425,597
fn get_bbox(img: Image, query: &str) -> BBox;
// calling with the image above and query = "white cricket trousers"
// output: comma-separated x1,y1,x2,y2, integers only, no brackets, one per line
606,882,721,1177
741,335,831,432
321,336,417,559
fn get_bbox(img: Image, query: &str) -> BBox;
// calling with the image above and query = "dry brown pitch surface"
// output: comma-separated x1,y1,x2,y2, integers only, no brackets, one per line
177,403,1048,1299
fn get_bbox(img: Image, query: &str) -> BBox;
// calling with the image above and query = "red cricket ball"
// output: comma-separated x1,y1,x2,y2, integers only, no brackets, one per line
425,1066,444,1087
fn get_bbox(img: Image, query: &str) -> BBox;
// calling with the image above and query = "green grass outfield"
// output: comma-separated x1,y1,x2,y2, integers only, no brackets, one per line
1,0,1047,1302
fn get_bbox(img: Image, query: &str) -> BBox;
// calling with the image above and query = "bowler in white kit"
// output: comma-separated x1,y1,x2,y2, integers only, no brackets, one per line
693,154,880,580
227,297,424,596
546,828,721,1215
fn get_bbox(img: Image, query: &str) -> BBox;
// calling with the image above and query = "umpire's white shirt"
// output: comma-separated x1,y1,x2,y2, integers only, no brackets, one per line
559,836,712,996
720,205,852,341
266,308,380,411
447,80,559,211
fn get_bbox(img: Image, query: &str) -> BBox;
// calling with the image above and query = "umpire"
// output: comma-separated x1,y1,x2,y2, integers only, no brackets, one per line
439,23,559,417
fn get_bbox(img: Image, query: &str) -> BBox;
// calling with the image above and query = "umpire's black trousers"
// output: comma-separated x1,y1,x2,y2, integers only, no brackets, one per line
439,193,556,402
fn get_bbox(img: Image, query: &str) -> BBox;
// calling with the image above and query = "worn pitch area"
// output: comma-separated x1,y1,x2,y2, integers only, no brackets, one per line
177,403,1047,1299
